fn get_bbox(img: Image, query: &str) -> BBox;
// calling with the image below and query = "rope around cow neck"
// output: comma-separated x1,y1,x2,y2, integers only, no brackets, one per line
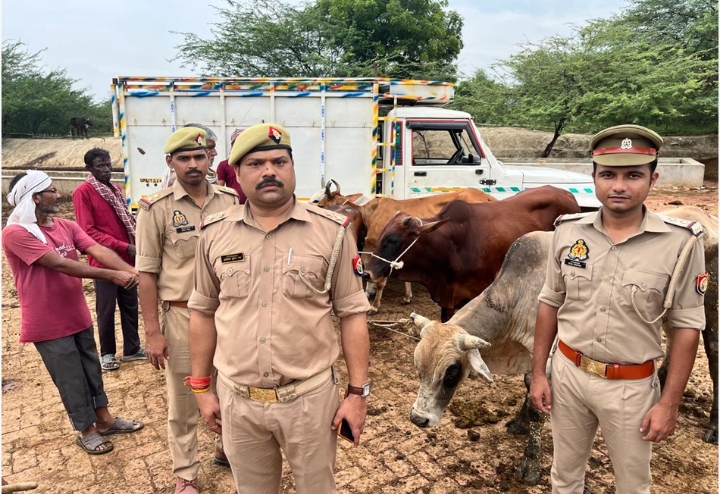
359,218,423,276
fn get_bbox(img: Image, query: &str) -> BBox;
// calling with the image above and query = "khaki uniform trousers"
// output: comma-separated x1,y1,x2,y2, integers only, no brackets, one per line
550,351,661,494
161,305,222,480
218,371,340,494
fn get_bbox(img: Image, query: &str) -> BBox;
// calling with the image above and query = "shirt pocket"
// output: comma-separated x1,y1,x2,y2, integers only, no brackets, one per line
620,269,669,319
282,254,327,299
168,230,199,260
218,256,251,299
561,264,593,301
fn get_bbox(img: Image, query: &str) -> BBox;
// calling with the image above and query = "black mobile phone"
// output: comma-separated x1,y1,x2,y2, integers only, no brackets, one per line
337,418,355,443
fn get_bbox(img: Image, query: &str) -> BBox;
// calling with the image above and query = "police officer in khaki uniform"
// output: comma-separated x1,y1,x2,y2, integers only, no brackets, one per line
186,123,371,494
136,127,238,494
530,125,706,494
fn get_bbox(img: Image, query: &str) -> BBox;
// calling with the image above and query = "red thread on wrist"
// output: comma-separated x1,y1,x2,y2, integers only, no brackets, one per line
183,376,212,390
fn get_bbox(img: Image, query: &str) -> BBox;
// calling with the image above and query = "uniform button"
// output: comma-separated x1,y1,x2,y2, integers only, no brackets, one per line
603,275,611,282
263,267,270,272
641,282,648,289
265,234,272,239
300,267,307,274
611,246,618,251
597,337,603,343
260,338,266,344
570,271,576,277
263,372,269,377
262,301,268,307
600,307,607,313
227,268,235,275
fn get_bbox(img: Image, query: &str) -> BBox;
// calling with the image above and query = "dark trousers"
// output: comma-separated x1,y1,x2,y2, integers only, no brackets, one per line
94,279,140,357
34,326,110,431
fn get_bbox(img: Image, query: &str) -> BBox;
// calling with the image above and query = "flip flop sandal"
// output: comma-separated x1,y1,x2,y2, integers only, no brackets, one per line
100,354,120,371
121,347,148,362
213,455,230,467
76,432,114,455
98,417,144,436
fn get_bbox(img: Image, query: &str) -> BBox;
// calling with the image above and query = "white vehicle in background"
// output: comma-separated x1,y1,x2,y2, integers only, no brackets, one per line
111,76,599,210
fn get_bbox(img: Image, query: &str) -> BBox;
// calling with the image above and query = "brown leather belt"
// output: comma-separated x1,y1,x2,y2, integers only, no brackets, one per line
558,340,655,380
218,367,334,403
168,301,188,308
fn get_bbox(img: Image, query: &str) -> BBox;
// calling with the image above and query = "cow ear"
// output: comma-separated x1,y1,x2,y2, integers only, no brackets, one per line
417,218,450,237
401,215,412,227
410,312,433,337
468,349,493,382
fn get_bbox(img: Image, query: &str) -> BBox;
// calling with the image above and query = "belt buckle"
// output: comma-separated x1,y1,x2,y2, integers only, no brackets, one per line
249,387,278,403
579,355,607,379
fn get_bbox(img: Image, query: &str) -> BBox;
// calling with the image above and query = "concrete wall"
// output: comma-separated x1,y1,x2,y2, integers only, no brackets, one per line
500,157,705,187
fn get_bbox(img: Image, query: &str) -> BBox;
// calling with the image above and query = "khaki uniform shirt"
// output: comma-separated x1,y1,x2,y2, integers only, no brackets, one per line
188,200,370,387
538,208,705,364
135,181,238,301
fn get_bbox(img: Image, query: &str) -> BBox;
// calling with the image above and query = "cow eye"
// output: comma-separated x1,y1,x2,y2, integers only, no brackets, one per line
443,363,462,388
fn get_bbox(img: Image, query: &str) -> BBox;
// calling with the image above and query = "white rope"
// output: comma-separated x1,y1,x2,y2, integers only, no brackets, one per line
359,217,423,276
368,318,419,340
299,221,347,295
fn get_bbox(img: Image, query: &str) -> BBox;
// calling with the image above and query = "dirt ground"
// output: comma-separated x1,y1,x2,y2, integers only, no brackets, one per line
2,179,718,494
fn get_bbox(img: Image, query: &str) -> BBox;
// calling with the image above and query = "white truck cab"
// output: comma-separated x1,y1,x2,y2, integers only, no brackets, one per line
381,107,600,209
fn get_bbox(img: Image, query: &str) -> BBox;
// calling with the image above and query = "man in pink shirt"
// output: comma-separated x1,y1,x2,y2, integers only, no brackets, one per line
73,148,146,371
3,170,144,455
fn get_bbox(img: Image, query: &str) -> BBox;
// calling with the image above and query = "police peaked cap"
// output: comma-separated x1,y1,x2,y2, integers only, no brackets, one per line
164,127,207,155
228,123,292,165
591,124,663,166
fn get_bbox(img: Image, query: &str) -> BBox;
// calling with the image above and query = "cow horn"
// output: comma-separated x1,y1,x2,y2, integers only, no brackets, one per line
324,181,333,198
454,333,491,351
410,312,433,336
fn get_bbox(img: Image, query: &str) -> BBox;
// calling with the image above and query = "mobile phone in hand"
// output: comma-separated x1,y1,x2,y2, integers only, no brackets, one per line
337,418,355,443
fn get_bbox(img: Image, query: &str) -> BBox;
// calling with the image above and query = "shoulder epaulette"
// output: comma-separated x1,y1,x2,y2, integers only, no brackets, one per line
200,211,228,230
658,215,704,237
138,188,173,210
212,184,239,196
306,204,351,228
554,212,592,228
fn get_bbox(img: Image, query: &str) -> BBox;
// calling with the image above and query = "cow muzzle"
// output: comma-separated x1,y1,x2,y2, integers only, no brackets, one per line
409,404,441,428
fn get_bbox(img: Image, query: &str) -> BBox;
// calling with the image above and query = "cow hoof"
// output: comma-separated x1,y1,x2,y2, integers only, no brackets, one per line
505,416,530,436
367,308,378,317
514,458,541,485
703,427,718,444
401,298,412,305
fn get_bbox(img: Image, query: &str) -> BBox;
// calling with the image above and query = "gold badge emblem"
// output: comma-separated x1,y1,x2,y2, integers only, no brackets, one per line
568,239,589,261
172,210,189,227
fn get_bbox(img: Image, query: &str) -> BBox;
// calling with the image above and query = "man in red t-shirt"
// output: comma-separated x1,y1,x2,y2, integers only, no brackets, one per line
73,148,145,372
216,128,247,203
3,171,144,455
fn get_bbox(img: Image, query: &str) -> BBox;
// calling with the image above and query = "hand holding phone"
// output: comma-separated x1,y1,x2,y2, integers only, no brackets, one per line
337,418,355,443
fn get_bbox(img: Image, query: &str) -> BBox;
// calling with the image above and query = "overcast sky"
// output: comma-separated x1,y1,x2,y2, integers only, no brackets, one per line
2,0,629,102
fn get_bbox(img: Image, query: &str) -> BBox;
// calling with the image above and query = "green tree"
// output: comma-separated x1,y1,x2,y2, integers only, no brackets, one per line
451,69,515,125
2,40,111,136
172,0,463,80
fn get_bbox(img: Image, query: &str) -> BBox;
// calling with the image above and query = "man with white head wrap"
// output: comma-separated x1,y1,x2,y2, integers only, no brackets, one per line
3,171,145,455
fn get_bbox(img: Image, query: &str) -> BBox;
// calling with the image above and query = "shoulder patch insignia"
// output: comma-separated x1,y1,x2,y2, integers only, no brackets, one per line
200,211,227,229
659,215,704,237
213,184,239,196
138,188,173,210
697,273,709,295
554,212,591,228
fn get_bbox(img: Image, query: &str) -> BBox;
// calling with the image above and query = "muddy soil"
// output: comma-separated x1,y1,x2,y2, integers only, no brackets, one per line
1,184,717,493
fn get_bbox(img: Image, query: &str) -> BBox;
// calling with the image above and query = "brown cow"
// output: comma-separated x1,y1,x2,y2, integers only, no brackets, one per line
364,186,580,321
315,185,495,315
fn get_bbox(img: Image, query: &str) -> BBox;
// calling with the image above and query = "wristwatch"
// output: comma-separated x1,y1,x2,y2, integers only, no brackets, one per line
347,381,371,398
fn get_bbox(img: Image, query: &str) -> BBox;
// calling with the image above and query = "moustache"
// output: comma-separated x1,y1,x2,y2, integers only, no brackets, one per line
256,178,284,190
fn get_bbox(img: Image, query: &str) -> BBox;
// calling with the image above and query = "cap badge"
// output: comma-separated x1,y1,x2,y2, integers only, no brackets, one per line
268,126,282,144
696,273,709,295
564,239,589,268
620,138,633,149
195,133,203,145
